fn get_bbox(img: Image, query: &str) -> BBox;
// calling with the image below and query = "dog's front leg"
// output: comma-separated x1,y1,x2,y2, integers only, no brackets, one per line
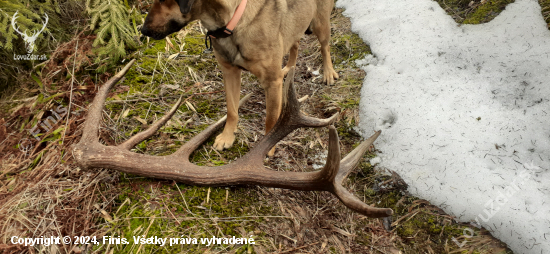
213,59,242,151
311,14,339,85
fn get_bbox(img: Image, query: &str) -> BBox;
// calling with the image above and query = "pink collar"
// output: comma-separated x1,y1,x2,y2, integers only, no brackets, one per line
226,0,247,32
204,0,247,50
207,0,248,38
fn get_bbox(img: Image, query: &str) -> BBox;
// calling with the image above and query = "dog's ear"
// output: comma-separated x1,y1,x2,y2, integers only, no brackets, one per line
177,0,196,14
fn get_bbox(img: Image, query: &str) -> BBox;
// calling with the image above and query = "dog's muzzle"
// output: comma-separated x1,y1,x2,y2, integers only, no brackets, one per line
141,20,186,40
141,25,166,40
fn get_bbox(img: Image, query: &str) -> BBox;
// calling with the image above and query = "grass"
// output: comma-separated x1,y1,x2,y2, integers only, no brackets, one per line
434,0,515,24
541,0,550,28
434,0,550,28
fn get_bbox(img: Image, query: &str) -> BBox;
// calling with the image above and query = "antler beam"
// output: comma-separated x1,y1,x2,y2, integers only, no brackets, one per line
73,60,393,218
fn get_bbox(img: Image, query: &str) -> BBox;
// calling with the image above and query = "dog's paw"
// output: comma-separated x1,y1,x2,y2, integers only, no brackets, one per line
213,133,235,151
323,68,339,85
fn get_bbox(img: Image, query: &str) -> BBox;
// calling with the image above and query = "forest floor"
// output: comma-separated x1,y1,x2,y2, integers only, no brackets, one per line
1,0,548,253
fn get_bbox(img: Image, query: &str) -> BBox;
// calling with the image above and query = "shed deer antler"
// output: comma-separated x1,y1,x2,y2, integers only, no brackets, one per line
73,60,393,218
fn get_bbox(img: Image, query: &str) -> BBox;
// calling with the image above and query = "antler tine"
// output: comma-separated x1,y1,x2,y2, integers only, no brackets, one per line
333,184,393,217
318,125,343,182
119,95,184,150
320,126,393,218
171,93,253,158
281,67,339,128
338,130,381,182
248,67,339,156
79,59,136,144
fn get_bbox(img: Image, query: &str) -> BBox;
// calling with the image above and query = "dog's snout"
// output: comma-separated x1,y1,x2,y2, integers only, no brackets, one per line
140,25,152,37
140,24,166,40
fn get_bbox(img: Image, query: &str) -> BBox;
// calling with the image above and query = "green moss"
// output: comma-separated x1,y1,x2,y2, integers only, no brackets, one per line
338,98,359,109
541,0,550,28
195,99,220,119
434,0,515,24
463,0,515,24
143,39,171,55
395,210,470,248
190,137,250,165
139,58,159,72
336,121,361,142
184,36,206,55
332,33,371,67
105,102,123,112
118,57,164,95
99,178,269,253
342,75,364,87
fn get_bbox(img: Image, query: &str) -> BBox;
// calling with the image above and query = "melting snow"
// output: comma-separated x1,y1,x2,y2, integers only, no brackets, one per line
336,0,550,252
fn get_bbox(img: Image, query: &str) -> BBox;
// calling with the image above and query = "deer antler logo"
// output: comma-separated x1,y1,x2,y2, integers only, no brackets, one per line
11,11,49,54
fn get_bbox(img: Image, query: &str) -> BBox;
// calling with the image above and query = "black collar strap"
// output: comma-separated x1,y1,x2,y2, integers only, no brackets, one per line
204,27,233,52
203,0,247,52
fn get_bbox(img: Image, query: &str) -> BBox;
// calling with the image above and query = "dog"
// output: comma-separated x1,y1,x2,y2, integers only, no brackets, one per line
141,0,339,156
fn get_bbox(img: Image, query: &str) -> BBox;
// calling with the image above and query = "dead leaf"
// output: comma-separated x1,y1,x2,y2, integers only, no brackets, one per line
185,101,197,112
133,116,148,125
168,53,179,60
315,132,326,149
331,235,346,253
122,109,131,118
165,37,176,52
320,241,328,252
72,246,82,254
22,88,39,93
330,225,354,237
9,104,26,115
161,84,179,90
93,204,113,223
35,110,45,122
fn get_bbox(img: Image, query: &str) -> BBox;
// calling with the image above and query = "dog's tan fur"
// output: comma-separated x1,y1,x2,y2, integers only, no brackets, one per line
142,0,338,155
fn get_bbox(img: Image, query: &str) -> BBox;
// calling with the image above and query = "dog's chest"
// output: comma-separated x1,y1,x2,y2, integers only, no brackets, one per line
213,39,248,68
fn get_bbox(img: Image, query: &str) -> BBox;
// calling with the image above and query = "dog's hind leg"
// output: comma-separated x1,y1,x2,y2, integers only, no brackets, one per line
311,13,339,85
282,41,299,76
213,57,242,151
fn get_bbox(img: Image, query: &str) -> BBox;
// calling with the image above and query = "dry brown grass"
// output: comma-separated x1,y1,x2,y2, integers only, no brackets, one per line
0,116,118,254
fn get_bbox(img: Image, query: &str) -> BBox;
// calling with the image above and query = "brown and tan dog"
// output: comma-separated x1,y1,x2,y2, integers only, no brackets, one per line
141,0,338,155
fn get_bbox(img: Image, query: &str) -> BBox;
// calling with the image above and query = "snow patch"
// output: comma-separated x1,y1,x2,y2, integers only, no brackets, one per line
370,157,382,165
336,0,550,253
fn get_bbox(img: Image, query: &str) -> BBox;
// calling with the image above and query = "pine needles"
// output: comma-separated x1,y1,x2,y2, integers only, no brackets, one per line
86,0,140,69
